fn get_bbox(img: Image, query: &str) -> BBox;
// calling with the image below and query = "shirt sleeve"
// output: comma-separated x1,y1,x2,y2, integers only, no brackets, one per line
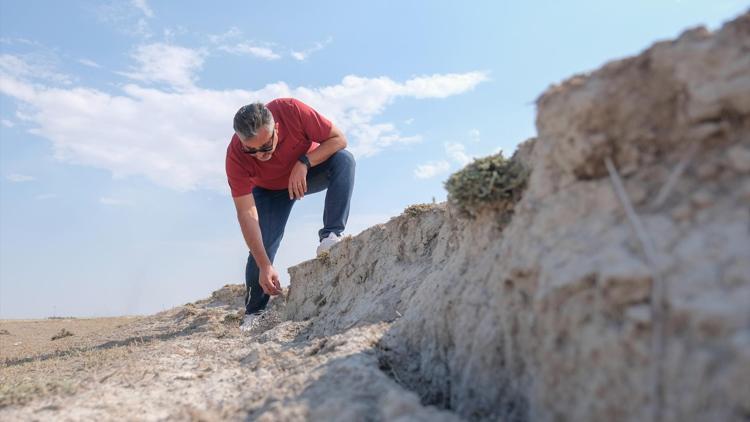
290,98,334,143
225,140,254,197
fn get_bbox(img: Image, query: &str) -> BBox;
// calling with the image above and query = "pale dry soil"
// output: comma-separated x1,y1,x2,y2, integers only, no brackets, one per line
0,286,457,421
1,317,139,361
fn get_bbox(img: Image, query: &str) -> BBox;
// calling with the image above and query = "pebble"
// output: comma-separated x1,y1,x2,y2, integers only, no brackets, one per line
627,182,648,205
740,180,750,203
695,160,719,179
727,144,750,173
690,190,714,209
625,304,651,324
671,203,693,221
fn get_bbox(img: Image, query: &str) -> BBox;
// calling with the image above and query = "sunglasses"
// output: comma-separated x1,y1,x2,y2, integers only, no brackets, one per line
241,128,275,154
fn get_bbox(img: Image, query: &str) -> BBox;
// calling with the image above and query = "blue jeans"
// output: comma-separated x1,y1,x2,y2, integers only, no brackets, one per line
244,149,355,315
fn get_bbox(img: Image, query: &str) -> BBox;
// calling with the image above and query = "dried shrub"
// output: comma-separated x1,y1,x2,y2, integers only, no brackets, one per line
403,203,437,217
51,328,74,341
223,312,243,326
318,251,331,265
444,152,529,218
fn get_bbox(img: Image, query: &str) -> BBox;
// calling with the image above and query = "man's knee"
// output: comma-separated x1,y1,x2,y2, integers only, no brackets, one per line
331,149,355,170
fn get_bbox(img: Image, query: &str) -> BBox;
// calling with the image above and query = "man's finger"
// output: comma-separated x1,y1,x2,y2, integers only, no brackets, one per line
302,178,307,193
263,277,275,295
268,282,279,295
288,184,294,200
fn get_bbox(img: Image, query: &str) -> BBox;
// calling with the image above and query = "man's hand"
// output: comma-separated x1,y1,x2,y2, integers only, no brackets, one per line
259,264,282,296
288,161,308,200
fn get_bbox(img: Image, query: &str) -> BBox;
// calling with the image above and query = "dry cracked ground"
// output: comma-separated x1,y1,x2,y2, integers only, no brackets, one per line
0,285,457,421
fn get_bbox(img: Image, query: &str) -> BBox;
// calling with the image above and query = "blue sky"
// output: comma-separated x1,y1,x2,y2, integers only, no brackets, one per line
1,0,747,319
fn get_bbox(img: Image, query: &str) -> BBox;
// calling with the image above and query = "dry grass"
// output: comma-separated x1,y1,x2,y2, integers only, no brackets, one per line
0,317,150,408
0,317,139,361
403,203,438,217
0,284,256,417
317,251,331,265
0,343,138,407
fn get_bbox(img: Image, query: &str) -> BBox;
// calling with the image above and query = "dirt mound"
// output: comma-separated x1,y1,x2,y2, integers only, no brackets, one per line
2,11,749,422
285,11,750,421
1,282,458,420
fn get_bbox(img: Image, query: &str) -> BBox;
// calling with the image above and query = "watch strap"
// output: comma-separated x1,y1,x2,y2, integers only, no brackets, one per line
298,154,311,169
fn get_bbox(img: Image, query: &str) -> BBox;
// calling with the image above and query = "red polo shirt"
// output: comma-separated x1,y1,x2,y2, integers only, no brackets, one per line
225,98,333,197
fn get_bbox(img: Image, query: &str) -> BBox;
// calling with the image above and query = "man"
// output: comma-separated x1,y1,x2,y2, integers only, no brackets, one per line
226,98,355,331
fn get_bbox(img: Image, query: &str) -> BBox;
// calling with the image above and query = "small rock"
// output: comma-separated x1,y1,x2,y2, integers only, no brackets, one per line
727,144,750,173
695,161,719,179
625,304,651,324
671,203,693,221
722,259,750,287
175,372,197,381
0,329,10,335
689,122,722,140
690,190,714,209
627,183,648,205
740,180,750,203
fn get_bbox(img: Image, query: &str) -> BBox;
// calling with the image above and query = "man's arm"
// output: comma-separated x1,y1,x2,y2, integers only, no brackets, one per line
233,193,282,295
307,125,347,166
288,125,348,199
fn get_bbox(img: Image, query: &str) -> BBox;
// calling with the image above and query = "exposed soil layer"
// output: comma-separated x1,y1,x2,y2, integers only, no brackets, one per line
2,11,749,422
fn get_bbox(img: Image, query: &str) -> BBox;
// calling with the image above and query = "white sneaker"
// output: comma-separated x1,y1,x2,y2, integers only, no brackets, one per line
240,311,266,332
317,232,342,255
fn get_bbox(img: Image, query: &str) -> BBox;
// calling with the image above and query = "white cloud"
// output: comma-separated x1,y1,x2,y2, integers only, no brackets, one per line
15,110,33,122
209,28,281,60
414,161,450,179
100,197,132,206
404,118,414,125
6,173,34,182
163,26,187,42
134,18,151,38
291,37,333,61
0,37,41,47
401,72,489,98
219,43,281,60
445,142,473,166
78,58,102,68
413,140,477,181
35,193,58,200
208,28,242,44
131,0,154,18
119,43,206,90
96,2,153,38
1,119,14,127
0,53,488,193
468,128,480,142
0,53,72,85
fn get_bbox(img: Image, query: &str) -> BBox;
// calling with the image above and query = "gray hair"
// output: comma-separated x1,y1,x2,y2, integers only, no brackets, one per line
233,102,275,141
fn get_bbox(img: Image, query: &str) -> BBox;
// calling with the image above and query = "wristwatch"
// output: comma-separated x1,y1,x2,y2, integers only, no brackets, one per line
298,154,311,169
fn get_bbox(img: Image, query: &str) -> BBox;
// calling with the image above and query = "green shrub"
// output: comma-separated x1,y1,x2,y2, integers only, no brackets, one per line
444,152,529,218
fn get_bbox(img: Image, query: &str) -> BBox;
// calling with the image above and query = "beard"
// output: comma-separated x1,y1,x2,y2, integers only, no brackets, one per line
255,151,273,161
